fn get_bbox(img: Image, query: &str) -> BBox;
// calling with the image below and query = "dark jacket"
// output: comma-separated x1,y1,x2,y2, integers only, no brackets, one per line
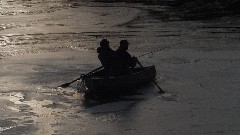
112,48,136,75
97,46,114,72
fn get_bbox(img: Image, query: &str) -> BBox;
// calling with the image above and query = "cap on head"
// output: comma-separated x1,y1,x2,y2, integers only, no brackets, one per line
100,39,109,47
119,40,129,50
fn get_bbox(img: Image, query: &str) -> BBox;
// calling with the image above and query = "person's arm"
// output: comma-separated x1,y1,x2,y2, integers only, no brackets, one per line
125,51,136,68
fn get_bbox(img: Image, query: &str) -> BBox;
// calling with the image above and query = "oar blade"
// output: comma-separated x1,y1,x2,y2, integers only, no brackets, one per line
59,83,71,88
158,89,165,94
153,81,165,94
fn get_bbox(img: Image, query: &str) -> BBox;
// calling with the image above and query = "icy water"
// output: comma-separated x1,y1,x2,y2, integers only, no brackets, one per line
1,0,240,135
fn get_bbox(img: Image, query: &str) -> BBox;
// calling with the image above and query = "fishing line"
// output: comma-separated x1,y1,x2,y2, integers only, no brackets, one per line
137,43,179,58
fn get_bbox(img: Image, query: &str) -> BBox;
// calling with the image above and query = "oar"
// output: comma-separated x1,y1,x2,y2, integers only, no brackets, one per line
59,66,104,88
135,59,165,94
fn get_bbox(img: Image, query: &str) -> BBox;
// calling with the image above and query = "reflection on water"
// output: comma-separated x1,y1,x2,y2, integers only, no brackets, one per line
0,0,182,59
0,86,148,134
0,33,97,57
0,87,85,134
0,0,83,16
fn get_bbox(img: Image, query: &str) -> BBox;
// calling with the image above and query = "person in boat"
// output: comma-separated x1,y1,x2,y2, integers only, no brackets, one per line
112,40,137,75
97,39,114,75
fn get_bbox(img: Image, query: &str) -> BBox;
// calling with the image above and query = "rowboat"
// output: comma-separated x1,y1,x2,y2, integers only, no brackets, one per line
77,65,156,98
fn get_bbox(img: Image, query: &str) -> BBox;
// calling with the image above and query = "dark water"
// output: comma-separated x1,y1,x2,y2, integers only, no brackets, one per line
1,0,240,60
0,0,176,59
1,0,240,57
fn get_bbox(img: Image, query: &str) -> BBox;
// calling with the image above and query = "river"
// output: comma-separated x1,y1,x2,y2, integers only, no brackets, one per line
0,0,240,135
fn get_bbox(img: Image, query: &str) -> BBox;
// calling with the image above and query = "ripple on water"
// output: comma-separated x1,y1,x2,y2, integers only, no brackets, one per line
0,0,84,16
158,93,180,102
0,119,18,133
0,90,68,134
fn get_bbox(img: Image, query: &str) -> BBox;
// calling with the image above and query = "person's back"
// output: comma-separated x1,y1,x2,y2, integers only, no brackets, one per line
97,39,114,75
112,40,136,75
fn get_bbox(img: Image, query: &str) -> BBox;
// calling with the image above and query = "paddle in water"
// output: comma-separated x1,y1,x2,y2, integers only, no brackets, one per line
136,59,165,94
59,66,103,88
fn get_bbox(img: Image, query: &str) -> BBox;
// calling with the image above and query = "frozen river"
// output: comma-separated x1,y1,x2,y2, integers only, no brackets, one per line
0,0,240,135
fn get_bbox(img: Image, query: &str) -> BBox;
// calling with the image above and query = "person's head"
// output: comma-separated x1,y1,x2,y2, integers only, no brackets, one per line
119,40,129,50
100,39,109,47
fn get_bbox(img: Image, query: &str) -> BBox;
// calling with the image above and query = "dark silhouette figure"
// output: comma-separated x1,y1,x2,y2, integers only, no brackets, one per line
112,40,137,75
97,39,114,75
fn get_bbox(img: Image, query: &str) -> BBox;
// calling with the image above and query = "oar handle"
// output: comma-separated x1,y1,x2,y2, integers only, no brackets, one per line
136,59,144,68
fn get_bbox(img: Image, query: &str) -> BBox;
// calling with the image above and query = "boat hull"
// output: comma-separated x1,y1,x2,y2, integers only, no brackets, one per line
78,66,156,96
